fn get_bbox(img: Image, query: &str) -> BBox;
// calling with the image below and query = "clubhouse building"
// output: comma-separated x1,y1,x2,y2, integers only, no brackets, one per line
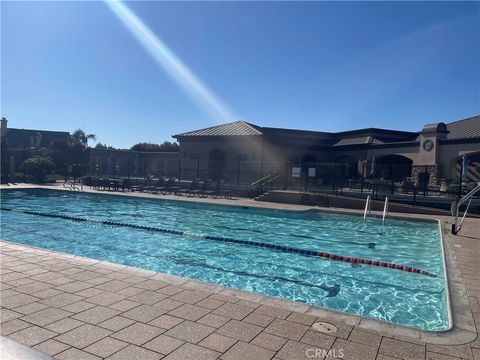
173,115,480,187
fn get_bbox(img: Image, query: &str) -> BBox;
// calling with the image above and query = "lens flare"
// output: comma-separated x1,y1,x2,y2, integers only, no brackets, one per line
105,0,237,122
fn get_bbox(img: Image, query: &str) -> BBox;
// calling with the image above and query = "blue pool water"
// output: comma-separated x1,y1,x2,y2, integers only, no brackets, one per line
0,189,448,330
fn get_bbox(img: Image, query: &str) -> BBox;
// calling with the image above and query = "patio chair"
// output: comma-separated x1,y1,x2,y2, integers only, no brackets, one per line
106,178,122,191
145,177,166,193
446,183,460,195
400,178,415,194
218,180,233,199
204,179,232,199
91,177,102,190
99,178,109,191
203,180,222,198
176,178,200,196
131,176,153,192
189,179,211,197
120,178,132,192
159,178,181,195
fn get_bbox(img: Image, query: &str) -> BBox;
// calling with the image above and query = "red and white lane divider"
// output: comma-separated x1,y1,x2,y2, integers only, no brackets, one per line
315,252,436,277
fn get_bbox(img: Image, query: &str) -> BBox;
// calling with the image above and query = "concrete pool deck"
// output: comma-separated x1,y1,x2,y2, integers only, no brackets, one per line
1,183,479,359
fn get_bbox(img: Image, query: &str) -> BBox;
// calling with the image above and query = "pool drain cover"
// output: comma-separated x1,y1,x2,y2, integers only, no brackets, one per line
311,322,337,334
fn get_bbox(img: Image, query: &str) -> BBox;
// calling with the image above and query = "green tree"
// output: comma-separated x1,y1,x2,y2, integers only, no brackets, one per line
71,129,96,148
23,156,55,183
95,142,117,150
130,141,179,152
159,141,179,152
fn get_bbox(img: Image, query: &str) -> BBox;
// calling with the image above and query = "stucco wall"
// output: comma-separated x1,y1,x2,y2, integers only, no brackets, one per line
176,134,480,184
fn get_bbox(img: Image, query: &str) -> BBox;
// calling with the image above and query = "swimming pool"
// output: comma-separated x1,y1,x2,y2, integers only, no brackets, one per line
0,188,449,331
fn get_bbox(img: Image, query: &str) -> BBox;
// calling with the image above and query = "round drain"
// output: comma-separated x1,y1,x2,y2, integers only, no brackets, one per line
311,321,337,334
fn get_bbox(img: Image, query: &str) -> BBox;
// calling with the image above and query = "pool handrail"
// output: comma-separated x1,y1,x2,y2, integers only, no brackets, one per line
263,174,281,185
382,196,389,224
63,177,82,191
363,195,371,219
452,183,480,234
250,174,271,187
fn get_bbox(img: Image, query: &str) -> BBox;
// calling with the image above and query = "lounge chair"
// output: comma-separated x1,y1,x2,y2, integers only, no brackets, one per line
106,178,122,191
145,177,166,193
204,179,232,198
189,179,211,197
176,178,200,196
91,177,102,190
202,180,220,198
159,178,181,195
120,178,132,192
131,176,153,192
218,180,233,199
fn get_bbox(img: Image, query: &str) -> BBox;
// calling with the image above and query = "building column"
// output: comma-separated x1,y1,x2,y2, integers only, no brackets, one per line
411,164,441,186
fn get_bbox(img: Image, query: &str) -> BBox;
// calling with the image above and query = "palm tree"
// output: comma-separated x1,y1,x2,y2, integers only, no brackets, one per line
71,129,96,148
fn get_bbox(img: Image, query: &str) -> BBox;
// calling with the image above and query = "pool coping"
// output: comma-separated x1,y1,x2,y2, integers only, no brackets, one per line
439,220,454,333
0,184,477,345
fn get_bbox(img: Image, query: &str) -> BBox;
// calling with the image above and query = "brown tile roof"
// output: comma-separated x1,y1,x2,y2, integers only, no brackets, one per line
446,115,480,140
174,121,263,137
174,115,480,142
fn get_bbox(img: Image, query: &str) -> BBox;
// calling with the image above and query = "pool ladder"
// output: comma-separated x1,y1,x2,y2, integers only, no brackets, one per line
363,195,389,224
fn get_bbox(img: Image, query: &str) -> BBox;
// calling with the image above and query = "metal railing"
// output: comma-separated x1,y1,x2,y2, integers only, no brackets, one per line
63,177,82,191
382,196,389,224
363,195,371,220
250,174,272,187
248,174,285,198
451,183,480,234
264,174,281,186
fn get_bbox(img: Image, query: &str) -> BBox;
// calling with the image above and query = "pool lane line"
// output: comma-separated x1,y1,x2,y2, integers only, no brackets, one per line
1,207,437,277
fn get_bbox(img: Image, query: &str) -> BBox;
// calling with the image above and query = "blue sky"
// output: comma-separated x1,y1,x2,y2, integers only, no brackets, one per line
2,1,479,148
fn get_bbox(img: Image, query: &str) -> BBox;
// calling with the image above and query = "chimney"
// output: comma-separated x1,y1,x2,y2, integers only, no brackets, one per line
0,117,7,137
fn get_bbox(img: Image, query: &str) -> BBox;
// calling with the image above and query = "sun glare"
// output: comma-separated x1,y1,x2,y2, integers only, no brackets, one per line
104,0,237,122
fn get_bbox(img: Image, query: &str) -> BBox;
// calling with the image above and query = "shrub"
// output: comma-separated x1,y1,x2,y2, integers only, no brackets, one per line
23,156,55,183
